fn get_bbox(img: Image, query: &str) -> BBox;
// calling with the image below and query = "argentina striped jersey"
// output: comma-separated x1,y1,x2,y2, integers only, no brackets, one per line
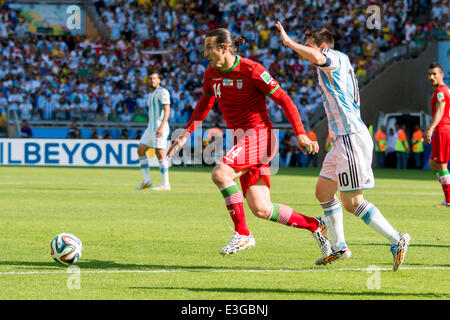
147,86,171,132
316,48,366,140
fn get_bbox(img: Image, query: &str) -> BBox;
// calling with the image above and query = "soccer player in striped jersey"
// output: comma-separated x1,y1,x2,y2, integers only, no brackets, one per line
168,28,332,260
136,72,171,191
425,62,450,207
276,21,410,271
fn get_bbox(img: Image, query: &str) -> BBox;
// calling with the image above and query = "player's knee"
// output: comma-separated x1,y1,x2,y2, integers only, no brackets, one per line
211,165,230,185
315,187,329,202
137,144,147,157
248,203,271,219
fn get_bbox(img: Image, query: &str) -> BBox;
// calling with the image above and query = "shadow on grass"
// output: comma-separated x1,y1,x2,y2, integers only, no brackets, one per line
351,243,450,249
0,260,320,271
129,286,447,298
1,257,449,271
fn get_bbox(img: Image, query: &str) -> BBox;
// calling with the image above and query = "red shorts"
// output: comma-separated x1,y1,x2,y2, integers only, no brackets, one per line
222,128,278,196
431,131,450,163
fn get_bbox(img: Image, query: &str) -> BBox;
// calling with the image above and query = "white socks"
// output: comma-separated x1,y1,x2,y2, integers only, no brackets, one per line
321,198,346,251
139,156,151,183
159,158,170,187
321,198,401,249
354,201,400,244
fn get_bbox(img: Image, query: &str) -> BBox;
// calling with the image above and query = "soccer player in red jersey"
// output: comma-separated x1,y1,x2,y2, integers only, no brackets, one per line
168,28,332,259
425,62,450,207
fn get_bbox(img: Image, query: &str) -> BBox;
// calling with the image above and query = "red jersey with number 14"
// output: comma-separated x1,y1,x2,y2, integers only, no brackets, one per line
431,84,450,133
203,56,281,130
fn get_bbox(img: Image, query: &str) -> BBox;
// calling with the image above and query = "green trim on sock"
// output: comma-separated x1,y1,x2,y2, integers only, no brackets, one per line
438,170,450,177
220,184,240,198
270,203,280,222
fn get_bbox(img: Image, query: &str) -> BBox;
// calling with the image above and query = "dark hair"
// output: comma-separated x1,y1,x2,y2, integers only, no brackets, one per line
206,28,245,54
429,62,443,72
304,28,334,49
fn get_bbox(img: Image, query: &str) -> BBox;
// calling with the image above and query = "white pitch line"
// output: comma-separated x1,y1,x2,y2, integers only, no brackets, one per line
0,266,449,276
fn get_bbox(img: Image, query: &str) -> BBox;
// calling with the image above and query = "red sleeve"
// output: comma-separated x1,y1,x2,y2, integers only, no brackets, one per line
251,63,280,96
251,63,305,135
184,69,216,135
269,87,306,136
202,66,214,97
184,93,216,134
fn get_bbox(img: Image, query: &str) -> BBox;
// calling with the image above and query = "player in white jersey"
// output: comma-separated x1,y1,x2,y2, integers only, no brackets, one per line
136,72,171,191
276,22,410,271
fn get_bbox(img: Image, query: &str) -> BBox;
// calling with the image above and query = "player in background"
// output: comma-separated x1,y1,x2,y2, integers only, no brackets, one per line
168,28,332,260
275,21,410,271
424,62,450,207
136,72,171,191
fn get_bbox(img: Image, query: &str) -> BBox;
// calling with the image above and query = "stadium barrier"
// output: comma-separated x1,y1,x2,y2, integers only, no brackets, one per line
0,138,159,167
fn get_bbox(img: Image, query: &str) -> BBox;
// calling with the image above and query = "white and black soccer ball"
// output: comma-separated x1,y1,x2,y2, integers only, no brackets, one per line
50,233,82,266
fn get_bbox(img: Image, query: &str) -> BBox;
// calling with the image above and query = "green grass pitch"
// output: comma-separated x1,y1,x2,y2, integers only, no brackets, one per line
0,166,448,300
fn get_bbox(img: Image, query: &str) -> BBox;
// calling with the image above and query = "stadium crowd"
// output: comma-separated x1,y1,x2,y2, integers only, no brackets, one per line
0,0,447,133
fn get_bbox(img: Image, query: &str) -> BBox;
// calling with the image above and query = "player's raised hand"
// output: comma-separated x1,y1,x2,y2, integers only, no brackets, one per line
275,21,292,47
296,134,319,154
167,130,188,158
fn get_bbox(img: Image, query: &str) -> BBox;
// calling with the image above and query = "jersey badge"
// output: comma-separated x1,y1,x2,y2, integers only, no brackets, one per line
260,71,272,84
223,79,233,86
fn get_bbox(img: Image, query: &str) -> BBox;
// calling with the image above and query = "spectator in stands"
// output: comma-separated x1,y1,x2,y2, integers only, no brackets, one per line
68,120,81,139
386,127,398,168
119,106,132,122
0,107,6,133
134,129,142,140
102,130,112,139
95,109,108,122
395,123,409,169
19,93,33,121
7,86,23,116
20,120,33,138
133,107,147,122
306,127,318,168
54,97,68,121
270,104,283,123
108,108,120,122
280,130,296,167
119,128,129,139
89,128,100,139
0,91,7,112
31,107,41,120
85,95,98,121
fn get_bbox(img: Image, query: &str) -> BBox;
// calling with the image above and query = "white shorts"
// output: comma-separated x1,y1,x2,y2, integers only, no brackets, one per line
139,127,170,150
320,130,375,192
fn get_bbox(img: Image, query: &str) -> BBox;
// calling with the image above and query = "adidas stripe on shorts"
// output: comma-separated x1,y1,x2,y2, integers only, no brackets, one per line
320,129,375,192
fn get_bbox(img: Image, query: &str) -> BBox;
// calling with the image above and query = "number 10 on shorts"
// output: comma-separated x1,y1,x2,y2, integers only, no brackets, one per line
338,172,349,187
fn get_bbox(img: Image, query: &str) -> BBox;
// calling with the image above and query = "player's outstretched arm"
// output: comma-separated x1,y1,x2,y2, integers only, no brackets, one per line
167,130,188,158
275,21,326,66
168,94,215,157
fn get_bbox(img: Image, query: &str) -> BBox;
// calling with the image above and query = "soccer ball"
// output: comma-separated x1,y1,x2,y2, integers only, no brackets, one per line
50,233,82,266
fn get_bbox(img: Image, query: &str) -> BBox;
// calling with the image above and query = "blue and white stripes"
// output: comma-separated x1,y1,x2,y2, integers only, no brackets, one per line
316,48,366,140
354,200,375,224
321,198,341,217
354,200,400,244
